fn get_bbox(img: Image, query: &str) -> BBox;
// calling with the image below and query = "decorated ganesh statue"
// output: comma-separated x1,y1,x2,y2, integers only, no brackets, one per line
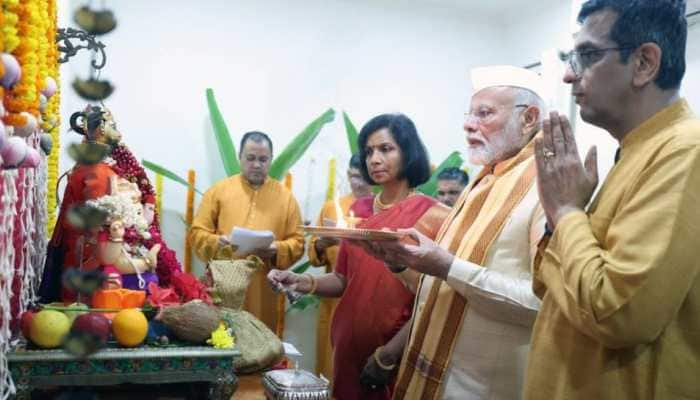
39,104,208,306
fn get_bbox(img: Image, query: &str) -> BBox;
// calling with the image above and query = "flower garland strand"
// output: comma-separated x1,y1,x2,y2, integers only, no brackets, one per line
44,0,60,235
184,169,195,274
109,144,181,286
155,173,163,226
1,0,21,54
3,0,41,126
0,2,58,397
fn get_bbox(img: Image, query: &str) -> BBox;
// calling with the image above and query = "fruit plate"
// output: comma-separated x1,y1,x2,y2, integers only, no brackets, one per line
300,226,405,241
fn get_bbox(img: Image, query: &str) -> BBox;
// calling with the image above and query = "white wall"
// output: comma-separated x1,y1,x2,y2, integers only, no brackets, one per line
501,1,574,69
683,21,700,110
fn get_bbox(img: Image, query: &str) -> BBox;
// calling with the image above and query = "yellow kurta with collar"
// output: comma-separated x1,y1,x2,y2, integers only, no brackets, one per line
190,174,304,332
525,99,700,400
308,194,356,382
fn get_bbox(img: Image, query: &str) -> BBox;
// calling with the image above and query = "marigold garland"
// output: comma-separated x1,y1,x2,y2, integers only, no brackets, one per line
1,1,59,397
1,0,21,54
44,0,60,234
4,0,42,125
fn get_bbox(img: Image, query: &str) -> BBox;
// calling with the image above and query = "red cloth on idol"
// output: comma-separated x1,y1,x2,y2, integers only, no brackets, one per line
331,195,439,400
51,163,117,301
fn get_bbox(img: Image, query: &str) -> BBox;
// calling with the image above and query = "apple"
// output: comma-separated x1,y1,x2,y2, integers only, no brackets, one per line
19,310,35,339
63,312,111,358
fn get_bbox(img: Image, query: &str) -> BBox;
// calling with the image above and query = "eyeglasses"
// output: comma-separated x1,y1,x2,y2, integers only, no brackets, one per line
464,104,529,124
565,46,636,77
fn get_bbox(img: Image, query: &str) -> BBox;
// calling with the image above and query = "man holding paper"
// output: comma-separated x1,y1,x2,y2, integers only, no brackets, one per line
190,131,304,332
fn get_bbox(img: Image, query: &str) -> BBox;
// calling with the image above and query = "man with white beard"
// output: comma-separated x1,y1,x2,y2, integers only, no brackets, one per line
358,65,547,399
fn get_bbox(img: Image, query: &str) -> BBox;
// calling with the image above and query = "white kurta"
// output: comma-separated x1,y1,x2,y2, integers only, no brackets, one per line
414,183,544,399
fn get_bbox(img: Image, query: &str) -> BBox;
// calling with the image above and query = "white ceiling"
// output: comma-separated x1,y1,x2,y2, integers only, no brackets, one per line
411,0,700,17
401,0,562,16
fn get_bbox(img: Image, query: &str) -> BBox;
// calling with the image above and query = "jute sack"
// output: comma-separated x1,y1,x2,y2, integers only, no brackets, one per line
207,256,283,373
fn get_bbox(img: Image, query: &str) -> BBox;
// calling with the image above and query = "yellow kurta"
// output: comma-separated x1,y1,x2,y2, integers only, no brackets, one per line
308,194,356,381
190,174,304,332
525,99,700,400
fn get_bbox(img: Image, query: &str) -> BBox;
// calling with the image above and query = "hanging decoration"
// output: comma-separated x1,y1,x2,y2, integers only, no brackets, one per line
60,0,114,102
1,0,59,398
73,3,117,36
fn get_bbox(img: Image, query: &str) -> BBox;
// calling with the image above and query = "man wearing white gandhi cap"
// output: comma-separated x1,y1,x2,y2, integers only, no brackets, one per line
358,65,548,399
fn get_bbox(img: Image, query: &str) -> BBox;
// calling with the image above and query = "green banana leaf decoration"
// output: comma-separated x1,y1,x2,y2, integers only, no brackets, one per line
142,160,203,195
342,111,360,156
416,151,464,196
206,88,241,176
268,108,336,180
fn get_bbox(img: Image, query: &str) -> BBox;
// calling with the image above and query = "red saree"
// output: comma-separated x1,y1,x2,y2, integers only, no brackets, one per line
331,194,449,400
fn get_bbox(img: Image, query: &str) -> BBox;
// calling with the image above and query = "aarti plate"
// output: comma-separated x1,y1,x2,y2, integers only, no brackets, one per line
301,226,404,241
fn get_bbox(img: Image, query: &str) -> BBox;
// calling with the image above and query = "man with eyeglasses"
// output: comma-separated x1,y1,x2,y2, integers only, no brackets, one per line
355,65,547,399
524,1,700,399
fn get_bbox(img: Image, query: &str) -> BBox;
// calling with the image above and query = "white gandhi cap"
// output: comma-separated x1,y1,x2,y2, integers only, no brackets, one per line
470,65,547,102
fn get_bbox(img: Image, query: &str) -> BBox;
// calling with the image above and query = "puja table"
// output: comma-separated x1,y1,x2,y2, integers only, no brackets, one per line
7,344,240,399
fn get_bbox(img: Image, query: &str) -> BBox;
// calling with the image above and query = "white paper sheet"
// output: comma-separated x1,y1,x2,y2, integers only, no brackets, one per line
229,227,275,256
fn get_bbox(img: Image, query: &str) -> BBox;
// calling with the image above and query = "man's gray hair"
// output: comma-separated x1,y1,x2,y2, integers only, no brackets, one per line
510,87,546,133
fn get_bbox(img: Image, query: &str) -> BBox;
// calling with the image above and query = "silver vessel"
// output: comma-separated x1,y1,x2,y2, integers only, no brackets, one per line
262,369,330,400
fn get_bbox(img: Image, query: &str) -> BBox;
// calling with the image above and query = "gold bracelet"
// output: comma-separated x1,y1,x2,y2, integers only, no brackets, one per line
373,346,397,371
303,273,318,295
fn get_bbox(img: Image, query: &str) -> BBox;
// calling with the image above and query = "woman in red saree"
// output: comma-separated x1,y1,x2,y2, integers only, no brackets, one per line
269,113,449,400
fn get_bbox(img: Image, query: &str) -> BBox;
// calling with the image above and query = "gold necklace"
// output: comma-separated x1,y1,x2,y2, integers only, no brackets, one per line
373,189,417,213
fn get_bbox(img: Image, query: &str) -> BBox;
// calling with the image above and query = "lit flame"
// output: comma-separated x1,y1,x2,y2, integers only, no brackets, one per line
334,196,348,228
347,211,356,228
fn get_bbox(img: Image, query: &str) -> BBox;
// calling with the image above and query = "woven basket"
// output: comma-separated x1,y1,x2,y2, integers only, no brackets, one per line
207,256,262,310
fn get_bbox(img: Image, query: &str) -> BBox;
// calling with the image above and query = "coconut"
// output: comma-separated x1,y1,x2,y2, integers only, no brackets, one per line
159,300,220,344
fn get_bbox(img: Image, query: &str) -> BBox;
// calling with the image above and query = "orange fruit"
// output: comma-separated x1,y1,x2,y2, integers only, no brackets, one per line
112,309,148,347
